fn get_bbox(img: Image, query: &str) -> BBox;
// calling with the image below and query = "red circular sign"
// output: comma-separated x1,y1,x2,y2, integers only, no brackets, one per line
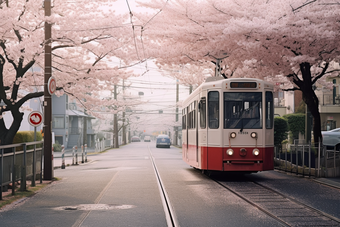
28,111,43,127
48,76,56,95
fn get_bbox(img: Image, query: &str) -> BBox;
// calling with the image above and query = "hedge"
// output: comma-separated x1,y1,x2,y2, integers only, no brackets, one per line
12,131,43,151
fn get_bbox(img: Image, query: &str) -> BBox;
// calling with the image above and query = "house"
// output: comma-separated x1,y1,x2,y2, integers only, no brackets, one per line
316,76,340,131
52,94,96,149
274,89,302,117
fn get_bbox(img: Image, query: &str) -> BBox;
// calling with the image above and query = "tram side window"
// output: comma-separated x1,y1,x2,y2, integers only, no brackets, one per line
186,102,196,129
208,91,219,129
193,109,196,128
199,99,206,129
182,115,186,129
266,91,274,129
188,111,192,129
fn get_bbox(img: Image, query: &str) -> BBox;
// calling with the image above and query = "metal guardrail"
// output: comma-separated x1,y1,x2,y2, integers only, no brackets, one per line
0,141,44,200
274,143,340,178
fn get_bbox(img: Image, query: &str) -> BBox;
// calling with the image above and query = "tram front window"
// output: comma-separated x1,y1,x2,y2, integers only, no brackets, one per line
224,92,262,129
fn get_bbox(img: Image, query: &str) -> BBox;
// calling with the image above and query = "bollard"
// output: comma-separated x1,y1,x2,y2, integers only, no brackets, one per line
85,144,87,162
75,146,78,165
61,145,65,169
72,146,75,165
81,145,84,163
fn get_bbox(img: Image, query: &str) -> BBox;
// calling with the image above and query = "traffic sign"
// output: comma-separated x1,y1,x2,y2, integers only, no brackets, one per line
48,76,56,95
28,111,43,127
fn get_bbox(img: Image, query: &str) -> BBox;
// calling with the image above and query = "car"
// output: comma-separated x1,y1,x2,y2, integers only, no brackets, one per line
144,136,151,142
322,128,340,150
156,134,171,148
131,136,141,142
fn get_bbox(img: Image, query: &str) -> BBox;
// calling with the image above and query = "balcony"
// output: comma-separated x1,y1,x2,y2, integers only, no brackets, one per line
319,94,340,114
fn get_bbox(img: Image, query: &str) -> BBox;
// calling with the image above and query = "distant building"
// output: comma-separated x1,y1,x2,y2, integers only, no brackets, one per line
52,94,95,148
316,76,340,131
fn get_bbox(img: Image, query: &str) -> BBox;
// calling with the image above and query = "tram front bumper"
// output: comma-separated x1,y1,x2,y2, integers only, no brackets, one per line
223,161,263,171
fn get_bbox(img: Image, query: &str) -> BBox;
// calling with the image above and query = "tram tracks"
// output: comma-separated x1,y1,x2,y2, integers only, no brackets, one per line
212,175,340,227
148,147,179,227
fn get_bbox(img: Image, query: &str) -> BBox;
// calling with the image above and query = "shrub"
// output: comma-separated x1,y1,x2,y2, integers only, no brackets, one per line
12,131,43,151
283,113,305,142
96,132,105,141
274,117,288,150
53,141,62,152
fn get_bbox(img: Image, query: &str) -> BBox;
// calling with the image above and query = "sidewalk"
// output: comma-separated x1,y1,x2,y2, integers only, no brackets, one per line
53,148,101,168
312,177,340,189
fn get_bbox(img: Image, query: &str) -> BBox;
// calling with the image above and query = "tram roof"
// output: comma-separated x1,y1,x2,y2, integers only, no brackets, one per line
182,77,273,107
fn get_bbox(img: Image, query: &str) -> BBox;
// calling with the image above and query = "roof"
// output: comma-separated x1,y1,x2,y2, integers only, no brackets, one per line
66,110,96,119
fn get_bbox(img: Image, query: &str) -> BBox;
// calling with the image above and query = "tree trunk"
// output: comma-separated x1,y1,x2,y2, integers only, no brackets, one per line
298,62,322,147
0,108,24,152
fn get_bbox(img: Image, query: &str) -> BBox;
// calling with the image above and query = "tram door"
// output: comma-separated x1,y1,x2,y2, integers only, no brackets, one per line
185,100,199,165
206,90,221,170
198,95,207,167
185,106,189,159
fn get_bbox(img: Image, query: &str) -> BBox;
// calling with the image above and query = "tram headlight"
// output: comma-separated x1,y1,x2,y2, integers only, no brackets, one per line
230,132,237,139
250,132,257,139
252,148,260,156
227,149,234,156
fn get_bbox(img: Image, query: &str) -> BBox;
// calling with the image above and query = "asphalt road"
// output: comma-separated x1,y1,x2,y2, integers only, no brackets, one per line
0,142,339,227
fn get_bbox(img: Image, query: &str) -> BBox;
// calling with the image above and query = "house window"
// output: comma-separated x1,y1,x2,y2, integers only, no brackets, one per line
53,116,64,128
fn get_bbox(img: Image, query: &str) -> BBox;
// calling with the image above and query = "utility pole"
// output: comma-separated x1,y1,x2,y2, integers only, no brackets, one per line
113,84,119,148
214,59,221,77
122,80,126,145
43,0,53,180
174,80,179,146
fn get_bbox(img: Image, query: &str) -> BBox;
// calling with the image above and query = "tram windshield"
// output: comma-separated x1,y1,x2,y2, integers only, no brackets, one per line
224,92,262,129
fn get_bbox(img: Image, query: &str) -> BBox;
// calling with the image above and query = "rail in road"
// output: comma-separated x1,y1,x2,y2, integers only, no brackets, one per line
211,175,340,227
148,147,179,227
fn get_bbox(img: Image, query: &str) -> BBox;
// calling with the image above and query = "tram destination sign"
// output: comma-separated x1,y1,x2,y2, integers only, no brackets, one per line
230,81,257,88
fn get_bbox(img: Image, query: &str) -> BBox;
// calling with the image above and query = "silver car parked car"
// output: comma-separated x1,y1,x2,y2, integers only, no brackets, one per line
322,128,340,150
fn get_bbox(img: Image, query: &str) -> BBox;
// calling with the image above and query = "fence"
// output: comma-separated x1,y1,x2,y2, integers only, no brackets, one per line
0,141,44,200
274,142,340,178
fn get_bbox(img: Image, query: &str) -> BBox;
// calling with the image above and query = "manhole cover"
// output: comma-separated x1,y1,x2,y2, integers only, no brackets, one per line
54,204,135,211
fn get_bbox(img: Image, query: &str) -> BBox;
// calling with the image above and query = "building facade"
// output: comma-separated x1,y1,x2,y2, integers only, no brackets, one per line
52,95,95,148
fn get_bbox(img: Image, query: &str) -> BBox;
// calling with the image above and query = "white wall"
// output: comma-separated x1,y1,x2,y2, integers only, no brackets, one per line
284,91,295,114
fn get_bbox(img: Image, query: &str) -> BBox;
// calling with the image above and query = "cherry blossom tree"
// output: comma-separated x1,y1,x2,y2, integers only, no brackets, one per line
137,0,340,145
0,0,141,146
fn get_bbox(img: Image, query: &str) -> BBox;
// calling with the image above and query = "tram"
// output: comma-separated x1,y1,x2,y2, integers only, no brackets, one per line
182,77,274,173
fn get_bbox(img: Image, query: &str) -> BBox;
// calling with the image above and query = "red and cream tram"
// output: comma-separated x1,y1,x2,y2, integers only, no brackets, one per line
182,77,274,173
